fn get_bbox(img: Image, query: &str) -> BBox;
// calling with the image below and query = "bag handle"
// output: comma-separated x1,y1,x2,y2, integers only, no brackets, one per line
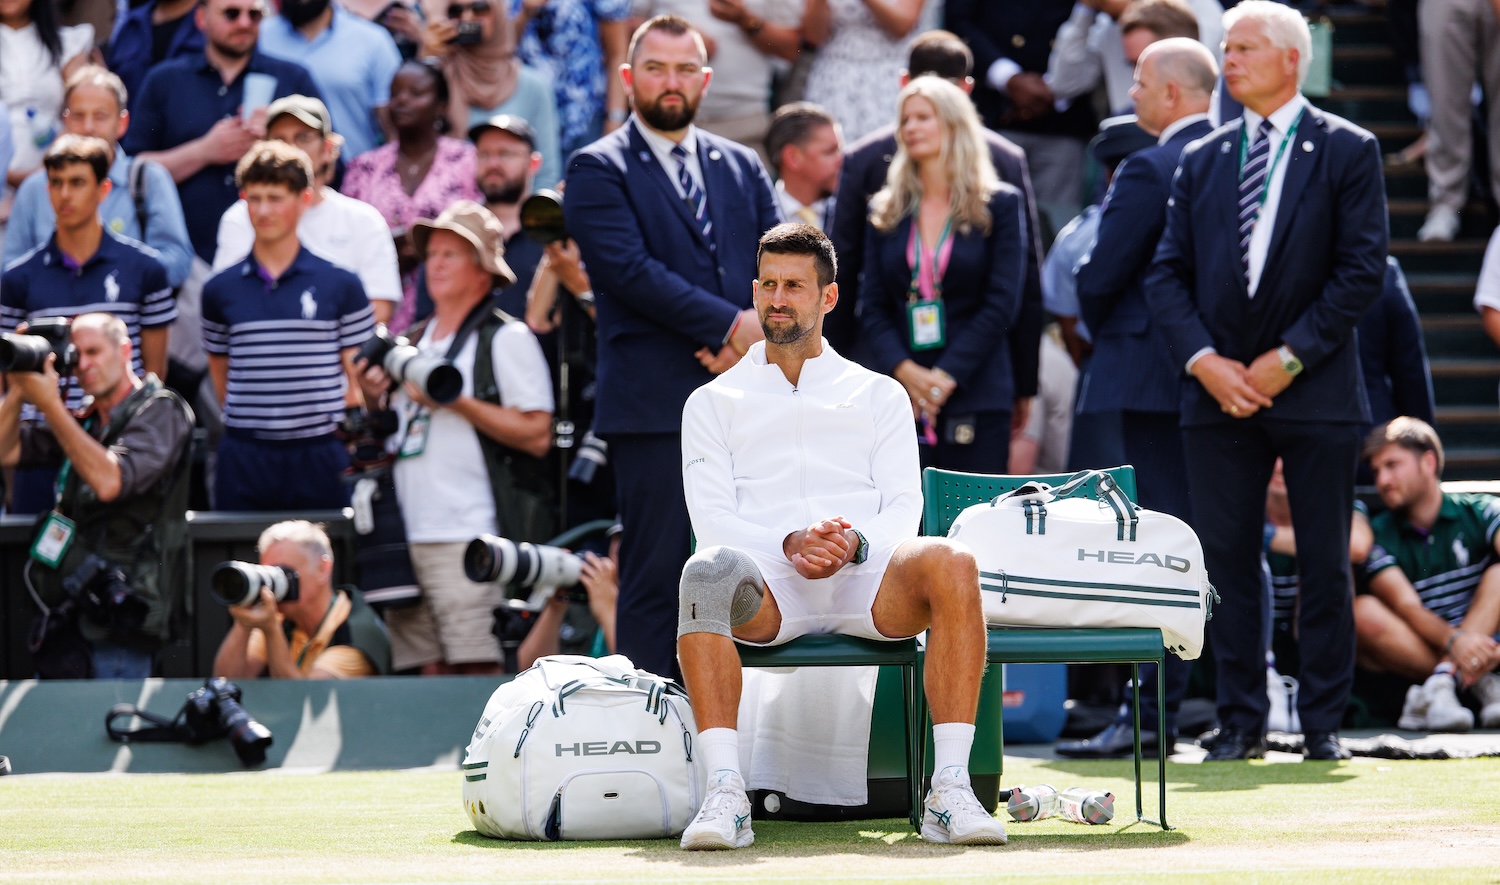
1051,470,1141,542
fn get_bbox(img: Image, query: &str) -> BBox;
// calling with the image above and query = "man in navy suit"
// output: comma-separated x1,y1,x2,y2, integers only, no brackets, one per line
564,14,782,676
1061,38,1218,759
830,29,1044,433
1146,2,1389,761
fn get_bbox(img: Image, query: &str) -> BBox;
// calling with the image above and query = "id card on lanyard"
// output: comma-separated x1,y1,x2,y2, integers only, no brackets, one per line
30,416,93,568
905,217,954,352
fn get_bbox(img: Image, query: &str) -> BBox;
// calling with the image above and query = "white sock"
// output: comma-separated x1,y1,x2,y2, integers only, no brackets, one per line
932,722,976,777
698,727,741,781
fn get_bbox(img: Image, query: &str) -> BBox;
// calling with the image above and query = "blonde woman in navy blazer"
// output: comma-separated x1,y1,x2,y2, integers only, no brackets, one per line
859,76,1027,472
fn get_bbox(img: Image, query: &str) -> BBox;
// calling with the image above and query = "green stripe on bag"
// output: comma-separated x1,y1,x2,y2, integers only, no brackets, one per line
980,570,1200,598
980,582,1202,609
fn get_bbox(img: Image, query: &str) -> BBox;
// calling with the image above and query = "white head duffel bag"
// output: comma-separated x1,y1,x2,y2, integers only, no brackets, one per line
947,470,1218,659
462,654,704,840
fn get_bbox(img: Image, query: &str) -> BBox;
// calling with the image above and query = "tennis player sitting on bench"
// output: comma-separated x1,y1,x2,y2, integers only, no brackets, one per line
676,223,1007,850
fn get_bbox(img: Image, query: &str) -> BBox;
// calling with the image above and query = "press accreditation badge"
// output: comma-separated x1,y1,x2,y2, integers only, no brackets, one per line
31,511,76,568
399,414,431,458
907,300,946,351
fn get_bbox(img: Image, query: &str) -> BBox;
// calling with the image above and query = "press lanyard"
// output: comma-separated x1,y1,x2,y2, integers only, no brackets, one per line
53,413,98,506
906,217,954,302
295,594,339,670
1238,109,1303,218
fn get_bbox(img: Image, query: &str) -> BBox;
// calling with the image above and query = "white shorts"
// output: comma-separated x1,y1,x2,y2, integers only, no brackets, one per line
735,543,918,648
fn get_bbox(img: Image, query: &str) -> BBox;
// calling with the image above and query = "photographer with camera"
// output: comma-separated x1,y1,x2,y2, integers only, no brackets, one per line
0,313,193,679
356,201,554,675
213,519,392,679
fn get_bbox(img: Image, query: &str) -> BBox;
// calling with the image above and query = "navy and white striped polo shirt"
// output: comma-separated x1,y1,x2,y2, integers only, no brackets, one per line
201,245,374,441
1,229,176,413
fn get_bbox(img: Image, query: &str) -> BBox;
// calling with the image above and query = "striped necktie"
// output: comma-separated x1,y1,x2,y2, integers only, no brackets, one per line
670,143,713,242
1237,118,1274,281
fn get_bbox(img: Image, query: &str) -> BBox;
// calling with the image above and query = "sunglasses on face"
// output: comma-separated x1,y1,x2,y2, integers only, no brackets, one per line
222,6,266,22
447,1,490,18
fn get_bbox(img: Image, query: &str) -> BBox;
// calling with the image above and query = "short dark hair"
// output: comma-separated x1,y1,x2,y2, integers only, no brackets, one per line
628,14,705,66
1120,0,1200,41
235,140,315,192
906,29,973,81
397,58,452,133
1363,416,1445,475
765,102,838,177
64,65,128,113
758,222,837,290
43,134,111,184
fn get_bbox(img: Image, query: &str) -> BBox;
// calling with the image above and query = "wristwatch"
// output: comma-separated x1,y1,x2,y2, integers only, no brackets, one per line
849,529,869,565
1276,345,1303,376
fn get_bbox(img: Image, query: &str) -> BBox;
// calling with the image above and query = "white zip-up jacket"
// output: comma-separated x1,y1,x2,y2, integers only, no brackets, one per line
681,340,922,579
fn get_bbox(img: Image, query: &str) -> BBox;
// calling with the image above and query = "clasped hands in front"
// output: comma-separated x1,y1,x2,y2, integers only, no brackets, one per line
1193,348,1295,419
783,517,858,580
893,359,955,423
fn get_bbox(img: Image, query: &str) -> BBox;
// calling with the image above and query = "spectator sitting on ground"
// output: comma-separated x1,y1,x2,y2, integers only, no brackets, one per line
765,101,842,233
4,66,194,290
212,95,401,324
201,140,374,511
213,519,392,678
1357,417,1500,732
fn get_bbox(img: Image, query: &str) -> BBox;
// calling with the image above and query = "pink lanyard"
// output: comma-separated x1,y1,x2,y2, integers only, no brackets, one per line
906,216,955,302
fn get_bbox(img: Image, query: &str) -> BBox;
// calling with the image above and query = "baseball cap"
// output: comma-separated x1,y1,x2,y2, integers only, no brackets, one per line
411,200,518,286
468,114,537,149
266,95,333,138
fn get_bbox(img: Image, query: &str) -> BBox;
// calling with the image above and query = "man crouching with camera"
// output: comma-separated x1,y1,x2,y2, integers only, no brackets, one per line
213,520,392,679
0,313,193,679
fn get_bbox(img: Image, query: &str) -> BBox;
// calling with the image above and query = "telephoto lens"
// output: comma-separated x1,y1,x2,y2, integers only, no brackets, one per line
210,562,300,607
520,189,567,245
0,317,79,374
464,535,583,611
357,325,463,404
203,677,274,766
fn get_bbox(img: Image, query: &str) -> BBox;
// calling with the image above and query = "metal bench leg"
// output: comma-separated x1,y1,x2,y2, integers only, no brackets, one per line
1131,662,1144,822
906,653,927,830
1157,652,1171,830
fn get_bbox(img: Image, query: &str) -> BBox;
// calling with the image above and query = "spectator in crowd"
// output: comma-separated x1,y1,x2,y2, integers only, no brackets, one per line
676,222,1007,850
4,66,194,289
803,0,924,144
1060,38,1215,759
830,30,1043,421
418,0,561,188
765,101,841,233
105,0,205,106
343,0,425,58
466,113,544,315
1146,2,1388,762
1358,418,1500,731
0,313,193,679
356,201,553,675
859,77,1026,472
1413,0,1500,241
123,0,322,266
945,0,1096,236
1006,324,1075,475
1046,0,1202,118
212,95,401,323
257,0,404,159
1475,225,1500,406
1,135,176,514
2,0,94,204
342,59,482,331
563,14,780,675
633,0,805,166
201,140,373,510
213,519,393,678
510,0,631,158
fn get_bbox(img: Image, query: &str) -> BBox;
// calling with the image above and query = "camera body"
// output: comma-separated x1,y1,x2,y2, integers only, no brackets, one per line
0,316,79,374
211,561,300,608
452,20,483,44
520,189,568,245
567,430,609,486
63,553,148,636
183,677,274,765
357,324,463,405
465,534,583,612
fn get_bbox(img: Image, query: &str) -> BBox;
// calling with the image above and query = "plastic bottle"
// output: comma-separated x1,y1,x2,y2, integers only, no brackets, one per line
26,107,56,151
1005,784,1059,821
1058,787,1114,824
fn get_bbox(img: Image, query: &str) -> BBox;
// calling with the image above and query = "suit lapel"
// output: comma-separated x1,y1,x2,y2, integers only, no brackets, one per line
1262,107,1324,279
628,123,712,250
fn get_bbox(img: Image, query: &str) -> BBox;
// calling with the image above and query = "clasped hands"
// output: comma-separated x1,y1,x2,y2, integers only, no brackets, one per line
783,517,858,580
695,308,763,374
1193,348,1296,419
894,359,955,423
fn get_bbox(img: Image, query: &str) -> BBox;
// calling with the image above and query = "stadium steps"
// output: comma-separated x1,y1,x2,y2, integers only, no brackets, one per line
1324,7,1500,481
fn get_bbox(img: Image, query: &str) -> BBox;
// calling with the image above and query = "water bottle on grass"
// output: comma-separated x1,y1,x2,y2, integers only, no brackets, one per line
1058,787,1114,824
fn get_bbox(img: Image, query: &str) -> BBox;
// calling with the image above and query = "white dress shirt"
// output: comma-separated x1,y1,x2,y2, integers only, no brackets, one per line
1243,94,1310,298
634,117,705,202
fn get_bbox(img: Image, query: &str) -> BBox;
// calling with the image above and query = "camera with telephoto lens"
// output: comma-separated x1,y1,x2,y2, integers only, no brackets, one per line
210,561,299,607
63,553,148,636
520,189,567,245
465,534,583,612
567,430,608,485
357,324,463,405
452,20,483,44
0,316,79,374
182,677,274,766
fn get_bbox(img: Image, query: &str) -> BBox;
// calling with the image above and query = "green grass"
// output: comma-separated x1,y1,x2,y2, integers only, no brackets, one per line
3,755,1499,883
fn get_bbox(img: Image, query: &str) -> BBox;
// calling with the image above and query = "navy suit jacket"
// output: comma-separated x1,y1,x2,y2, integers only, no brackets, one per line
564,122,781,435
859,185,1027,414
831,126,1044,397
1359,256,1435,427
1144,104,1389,427
1075,118,1214,415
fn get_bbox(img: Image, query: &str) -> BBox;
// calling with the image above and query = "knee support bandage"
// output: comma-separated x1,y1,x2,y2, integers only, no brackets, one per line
678,546,765,638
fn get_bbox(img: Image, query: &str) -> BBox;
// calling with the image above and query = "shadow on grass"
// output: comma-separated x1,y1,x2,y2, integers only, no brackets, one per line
1033,757,1359,793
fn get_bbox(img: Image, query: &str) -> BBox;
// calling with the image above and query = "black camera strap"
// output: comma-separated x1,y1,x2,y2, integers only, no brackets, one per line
105,703,194,744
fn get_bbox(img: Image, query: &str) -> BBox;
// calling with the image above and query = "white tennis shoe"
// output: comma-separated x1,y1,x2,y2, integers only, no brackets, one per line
680,769,754,850
920,766,1008,845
